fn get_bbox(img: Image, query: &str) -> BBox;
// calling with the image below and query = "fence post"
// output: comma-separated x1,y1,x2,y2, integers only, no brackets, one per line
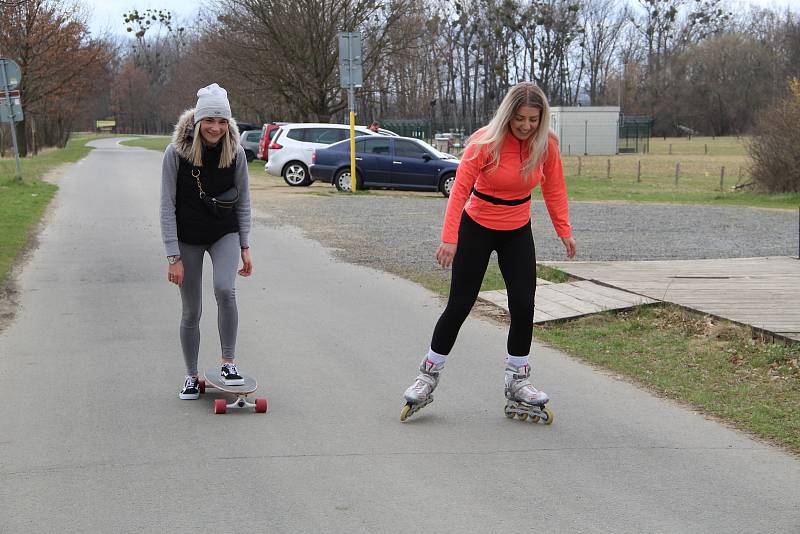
637,160,641,182
669,143,672,155
719,166,725,191
607,159,611,179
705,144,708,155
568,144,571,156
578,156,582,176
675,162,680,185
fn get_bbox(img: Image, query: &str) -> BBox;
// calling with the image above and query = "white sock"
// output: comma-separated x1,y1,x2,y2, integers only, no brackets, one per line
426,348,447,366
506,355,529,368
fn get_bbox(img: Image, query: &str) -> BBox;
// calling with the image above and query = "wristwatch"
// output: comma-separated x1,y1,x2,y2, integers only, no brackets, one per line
167,255,181,265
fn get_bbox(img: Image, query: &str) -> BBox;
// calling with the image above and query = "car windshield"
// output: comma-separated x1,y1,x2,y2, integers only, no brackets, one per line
326,136,457,159
415,139,456,160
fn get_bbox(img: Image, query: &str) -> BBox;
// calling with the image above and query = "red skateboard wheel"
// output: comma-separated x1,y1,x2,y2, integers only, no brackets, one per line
214,398,227,414
255,398,268,413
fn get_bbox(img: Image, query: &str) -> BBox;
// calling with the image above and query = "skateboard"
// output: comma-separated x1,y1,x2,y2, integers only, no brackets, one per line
199,367,268,414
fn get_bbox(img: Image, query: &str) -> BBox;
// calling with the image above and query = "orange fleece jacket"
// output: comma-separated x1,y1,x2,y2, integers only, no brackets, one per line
441,131,572,244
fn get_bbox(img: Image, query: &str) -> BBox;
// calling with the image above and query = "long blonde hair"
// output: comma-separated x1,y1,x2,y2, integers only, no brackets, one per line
189,120,235,169
467,82,552,179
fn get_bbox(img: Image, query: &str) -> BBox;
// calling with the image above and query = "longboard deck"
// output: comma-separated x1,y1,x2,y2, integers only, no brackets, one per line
203,367,257,394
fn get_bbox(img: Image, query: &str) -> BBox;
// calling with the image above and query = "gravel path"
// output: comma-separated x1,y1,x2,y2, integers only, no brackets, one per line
252,179,798,282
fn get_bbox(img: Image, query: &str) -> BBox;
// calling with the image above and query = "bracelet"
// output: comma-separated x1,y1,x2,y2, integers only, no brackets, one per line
241,246,250,250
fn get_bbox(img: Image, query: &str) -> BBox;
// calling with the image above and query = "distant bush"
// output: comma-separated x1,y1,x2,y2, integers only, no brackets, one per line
746,79,800,193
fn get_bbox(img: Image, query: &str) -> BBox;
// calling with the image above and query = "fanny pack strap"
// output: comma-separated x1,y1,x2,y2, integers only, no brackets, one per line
471,187,531,206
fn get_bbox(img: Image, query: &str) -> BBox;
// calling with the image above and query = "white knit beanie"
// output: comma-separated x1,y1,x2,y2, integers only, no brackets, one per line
194,83,232,122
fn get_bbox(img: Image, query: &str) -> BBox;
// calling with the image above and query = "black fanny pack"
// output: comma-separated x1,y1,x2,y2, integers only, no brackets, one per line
193,168,239,218
471,187,531,206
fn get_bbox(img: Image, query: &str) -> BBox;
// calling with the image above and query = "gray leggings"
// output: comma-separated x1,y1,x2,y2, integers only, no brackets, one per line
178,232,240,375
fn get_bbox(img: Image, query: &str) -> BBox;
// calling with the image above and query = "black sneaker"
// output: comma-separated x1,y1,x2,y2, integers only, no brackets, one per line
220,362,244,386
179,375,200,400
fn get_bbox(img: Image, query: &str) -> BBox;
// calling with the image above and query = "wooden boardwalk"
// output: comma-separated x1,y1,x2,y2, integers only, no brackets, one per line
479,278,656,324
545,256,800,342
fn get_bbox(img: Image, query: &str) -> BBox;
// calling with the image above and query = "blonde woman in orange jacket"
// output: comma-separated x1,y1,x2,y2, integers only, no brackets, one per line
401,82,576,423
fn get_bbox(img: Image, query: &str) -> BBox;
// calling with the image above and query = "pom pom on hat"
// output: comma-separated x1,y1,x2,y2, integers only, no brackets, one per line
194,83,232,122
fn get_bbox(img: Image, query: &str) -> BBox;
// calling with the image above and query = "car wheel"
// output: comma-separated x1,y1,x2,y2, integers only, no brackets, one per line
334,168,363,192
283,162,311,186
244,150,255,162
439,172,455,197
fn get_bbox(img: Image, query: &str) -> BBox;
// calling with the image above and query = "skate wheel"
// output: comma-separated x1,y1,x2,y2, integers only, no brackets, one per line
198,379,206,394
504,409,515,419
542,406,554,425
518,413,528,421
400,403,411,422
214,398,227,414
255,397,268,413
530,415,541,423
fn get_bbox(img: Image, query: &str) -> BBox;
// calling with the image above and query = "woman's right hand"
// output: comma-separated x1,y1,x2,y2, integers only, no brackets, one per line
167,262,184,286
436,242,457,268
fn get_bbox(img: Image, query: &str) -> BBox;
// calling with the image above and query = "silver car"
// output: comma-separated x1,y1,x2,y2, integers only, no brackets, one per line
239,130,262,162
266,123,396,186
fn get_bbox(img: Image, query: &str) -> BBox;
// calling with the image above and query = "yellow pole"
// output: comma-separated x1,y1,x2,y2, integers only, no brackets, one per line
349,110,357,192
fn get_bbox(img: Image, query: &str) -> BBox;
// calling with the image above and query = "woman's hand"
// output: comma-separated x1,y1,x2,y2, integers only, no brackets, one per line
238,247,253,276
561,236,576,258
167,262,184,286
436,242,457,268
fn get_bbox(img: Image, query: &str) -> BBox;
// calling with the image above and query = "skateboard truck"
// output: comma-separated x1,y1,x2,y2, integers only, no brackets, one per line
200,368,268,414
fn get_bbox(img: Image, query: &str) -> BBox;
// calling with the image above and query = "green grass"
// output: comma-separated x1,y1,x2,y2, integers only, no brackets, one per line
402,261,568,295
0,134,109,285
535,305,800,453
551,136,799,210
136,134,798,209
120,136,171,152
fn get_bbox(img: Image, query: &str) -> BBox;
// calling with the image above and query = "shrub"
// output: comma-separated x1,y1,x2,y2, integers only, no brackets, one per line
746,79,800,193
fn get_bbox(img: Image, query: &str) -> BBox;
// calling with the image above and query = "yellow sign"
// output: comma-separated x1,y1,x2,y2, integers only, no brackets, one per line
95,119,116,131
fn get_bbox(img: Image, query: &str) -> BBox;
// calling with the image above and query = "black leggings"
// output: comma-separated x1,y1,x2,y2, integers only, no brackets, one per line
431,212,536,356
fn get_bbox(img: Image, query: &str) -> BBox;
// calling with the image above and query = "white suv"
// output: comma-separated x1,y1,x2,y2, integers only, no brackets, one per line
266,123,383,186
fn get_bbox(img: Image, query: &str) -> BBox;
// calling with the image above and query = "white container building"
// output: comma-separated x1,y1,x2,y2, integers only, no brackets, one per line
549,106,620,156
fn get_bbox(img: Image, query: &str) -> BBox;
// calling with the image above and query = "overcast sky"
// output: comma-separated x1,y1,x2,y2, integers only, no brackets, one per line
85,0,800,38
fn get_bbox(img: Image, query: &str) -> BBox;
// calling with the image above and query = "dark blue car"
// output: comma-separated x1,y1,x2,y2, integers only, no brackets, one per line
310,135,460,196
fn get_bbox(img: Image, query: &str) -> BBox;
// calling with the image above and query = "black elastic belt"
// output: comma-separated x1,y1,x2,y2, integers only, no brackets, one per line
471,187,531,206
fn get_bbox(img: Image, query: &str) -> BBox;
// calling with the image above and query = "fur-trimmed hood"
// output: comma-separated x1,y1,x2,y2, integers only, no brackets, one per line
171,108,240,161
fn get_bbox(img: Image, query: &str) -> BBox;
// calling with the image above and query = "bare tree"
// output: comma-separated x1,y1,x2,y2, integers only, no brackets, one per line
580,0,627,105
0,0,112,153
204,0,422,122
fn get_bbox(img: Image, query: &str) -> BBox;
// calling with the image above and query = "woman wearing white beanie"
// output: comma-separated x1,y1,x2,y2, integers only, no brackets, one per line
159,83,254,399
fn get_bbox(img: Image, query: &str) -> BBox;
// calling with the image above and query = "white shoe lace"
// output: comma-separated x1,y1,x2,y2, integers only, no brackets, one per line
223,363,238,375
184,376,197,390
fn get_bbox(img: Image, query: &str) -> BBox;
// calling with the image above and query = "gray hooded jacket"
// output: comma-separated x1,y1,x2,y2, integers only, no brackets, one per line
160,109,251,257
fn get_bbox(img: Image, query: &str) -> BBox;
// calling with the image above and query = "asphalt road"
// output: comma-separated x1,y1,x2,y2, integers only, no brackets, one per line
0,138,798,533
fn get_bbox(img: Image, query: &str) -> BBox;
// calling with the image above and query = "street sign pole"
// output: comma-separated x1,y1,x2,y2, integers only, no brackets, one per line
348,35,356,192
0,59,22,182
339,32,362,193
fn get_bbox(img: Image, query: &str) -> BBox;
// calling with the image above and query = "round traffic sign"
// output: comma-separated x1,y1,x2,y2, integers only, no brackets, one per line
0,58,21,91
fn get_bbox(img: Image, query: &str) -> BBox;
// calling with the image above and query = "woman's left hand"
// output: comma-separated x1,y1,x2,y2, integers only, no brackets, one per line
238,248,253,276
561,236,576,258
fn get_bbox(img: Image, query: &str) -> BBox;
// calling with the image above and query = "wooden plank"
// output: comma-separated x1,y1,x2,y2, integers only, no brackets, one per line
534,298,591,317
547,282,643,309
567,281,657,305
542,257,800,340
537,288,602,314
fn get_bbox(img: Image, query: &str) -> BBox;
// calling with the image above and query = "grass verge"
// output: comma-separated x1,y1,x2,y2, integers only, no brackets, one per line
535,305,800,453
120,136,171,152
405,262,570,295
0,134,107,285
